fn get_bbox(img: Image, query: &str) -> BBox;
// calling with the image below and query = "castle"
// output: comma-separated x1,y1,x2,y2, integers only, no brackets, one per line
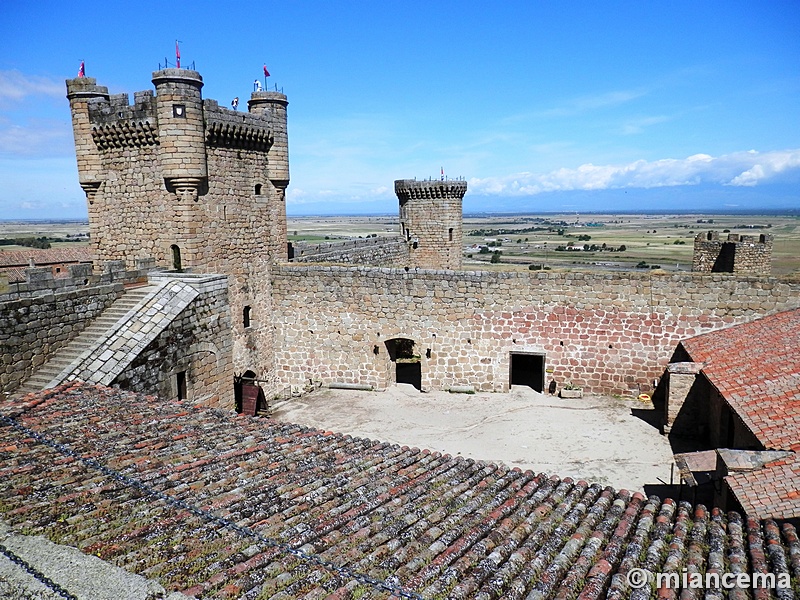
2,67,799,414
2,66,800,598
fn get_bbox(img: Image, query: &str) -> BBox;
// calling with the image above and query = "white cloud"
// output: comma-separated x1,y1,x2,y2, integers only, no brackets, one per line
0,122,73,157
468,149,800,196
0,70,63,101
728,150,800,186
621,115,670,135
539,89,648,118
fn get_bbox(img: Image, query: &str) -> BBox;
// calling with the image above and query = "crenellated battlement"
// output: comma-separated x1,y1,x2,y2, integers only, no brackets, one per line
395,178,467,269
204,100,274,151
692,230,774,274
395,179,468,203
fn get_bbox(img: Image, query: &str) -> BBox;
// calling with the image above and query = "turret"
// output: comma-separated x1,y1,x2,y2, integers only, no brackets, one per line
66,77,109,203
151,69,208,200
249,91,290,260
395,179,467,269
248,91,289,187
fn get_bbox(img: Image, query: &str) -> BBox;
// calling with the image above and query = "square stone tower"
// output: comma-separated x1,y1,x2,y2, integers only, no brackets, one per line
692,231,773,274
66,68,290,393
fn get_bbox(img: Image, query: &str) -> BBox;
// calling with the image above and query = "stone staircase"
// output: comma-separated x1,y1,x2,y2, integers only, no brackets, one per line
14,285,157,398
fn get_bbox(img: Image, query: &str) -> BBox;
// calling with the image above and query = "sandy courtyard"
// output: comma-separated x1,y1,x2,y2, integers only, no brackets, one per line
271,385,676,492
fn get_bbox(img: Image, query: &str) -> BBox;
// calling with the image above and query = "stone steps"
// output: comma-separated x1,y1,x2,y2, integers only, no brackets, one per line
13,285,157,398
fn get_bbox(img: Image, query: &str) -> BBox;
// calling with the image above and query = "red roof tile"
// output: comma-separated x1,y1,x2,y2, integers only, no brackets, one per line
0,247,92,268
680,308,800,452
726,454,800,520
1,382,799,598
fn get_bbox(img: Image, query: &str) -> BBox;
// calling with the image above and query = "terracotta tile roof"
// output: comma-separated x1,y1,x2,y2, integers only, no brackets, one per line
0,247,92,268
680,308,800,452
0,266,27,283
726,454,800,521
1,382,799,598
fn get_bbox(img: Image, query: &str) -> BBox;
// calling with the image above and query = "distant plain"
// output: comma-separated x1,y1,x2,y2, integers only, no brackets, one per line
286,212,800,276
2,213,798,276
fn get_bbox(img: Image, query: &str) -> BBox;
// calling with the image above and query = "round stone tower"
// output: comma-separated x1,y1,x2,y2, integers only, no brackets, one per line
395,178,467,269
151,69,208,200
66,77,110,203
248,91,290,260
248,91,289,187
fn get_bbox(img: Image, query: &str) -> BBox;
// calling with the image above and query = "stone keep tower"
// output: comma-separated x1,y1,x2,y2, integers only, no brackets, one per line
66,68,290,393
692,231,774,274
394,179,467,269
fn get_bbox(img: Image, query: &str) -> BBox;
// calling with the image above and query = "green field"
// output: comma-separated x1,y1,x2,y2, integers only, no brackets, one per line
3,214,798,276
288,212,800,276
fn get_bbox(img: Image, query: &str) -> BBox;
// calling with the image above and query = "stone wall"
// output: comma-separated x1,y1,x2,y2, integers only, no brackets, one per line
0,260,150,300
111,274,233,408
271,266,800,396
290,237,409,266
0,282,123,395
693,231,773,274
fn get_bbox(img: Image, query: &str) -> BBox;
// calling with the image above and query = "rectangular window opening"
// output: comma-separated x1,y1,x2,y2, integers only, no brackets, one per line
176,371,187,400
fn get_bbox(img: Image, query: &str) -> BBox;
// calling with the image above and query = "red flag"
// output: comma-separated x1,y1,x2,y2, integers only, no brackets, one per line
263,64,270,78
176,41,181,68
78,61,85,78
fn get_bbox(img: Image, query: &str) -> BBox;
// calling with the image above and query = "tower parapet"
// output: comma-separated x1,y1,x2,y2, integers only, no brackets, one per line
151,69,207,199
692,231,773,274
66,77,110,203
248,91,289,187
395,179,467,269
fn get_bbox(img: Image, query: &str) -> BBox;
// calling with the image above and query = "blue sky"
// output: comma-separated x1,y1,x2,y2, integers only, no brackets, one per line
0,1,798,218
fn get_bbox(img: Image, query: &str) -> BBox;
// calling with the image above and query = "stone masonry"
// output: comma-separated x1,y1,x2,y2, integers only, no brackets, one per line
66,70,289,395
1,281,122,395
396,178,467,269
272,267,800,396
108,273,233,407
290,237,409,266
692,230,774,273
55,65,800,408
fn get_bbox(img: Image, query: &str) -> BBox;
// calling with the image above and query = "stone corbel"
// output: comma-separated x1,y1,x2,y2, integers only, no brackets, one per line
80,181,102,205
167,177,206,202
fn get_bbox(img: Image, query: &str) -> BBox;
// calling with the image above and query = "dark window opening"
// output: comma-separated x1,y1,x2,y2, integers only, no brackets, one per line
510,353,545,392
412,241,418,249
449,228,454,241
255,183,262,195
287,242,295,260
170,244,182,271
243,305,252,328
176,371,187,400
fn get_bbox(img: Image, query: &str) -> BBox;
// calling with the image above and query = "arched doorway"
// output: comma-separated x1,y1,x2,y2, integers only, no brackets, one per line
384,338,421,391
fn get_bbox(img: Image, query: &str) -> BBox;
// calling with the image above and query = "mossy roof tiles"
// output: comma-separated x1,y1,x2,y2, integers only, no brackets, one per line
1,382,799,598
